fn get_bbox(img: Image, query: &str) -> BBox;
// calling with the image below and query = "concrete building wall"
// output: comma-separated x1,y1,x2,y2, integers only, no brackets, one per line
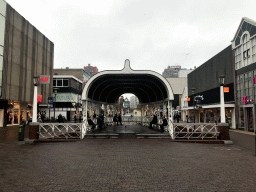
187,45,234,96
2,3,54,104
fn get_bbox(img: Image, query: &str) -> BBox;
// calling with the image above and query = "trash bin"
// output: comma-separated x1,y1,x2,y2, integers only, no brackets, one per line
18,122,26,141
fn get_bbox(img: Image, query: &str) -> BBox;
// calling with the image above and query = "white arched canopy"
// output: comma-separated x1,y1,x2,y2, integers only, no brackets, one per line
82,59,174,102
80,59,175,138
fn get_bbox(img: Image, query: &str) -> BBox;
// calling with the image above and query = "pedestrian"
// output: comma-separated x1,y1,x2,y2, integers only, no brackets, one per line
186,115,188,123
118,114,122,125
113,114,118,125
176,114,180,123
79,115,82,123
88,116,95,130
57,114,63,123
149,114,157,129
74,115,77,123
160,117,168,132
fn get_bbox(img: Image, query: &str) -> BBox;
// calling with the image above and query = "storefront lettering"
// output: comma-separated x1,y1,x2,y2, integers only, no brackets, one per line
242,96,253,105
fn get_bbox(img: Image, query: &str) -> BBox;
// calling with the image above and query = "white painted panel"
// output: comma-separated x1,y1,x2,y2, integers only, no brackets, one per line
0,0,6,16
0,15,5,47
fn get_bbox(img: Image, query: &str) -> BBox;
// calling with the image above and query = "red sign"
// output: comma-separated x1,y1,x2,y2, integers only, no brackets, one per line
40,75,50,84
37,95,42,103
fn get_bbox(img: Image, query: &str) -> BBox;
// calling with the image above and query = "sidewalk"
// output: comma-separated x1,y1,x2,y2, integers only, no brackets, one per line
229,129,255,152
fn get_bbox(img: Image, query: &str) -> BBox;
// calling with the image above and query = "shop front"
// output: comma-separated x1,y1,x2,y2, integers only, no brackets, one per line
6,101,32,126
238,104,255,132
187,104,235,128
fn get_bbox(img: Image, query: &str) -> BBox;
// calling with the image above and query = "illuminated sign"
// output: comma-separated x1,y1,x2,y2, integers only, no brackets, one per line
242,96,253,105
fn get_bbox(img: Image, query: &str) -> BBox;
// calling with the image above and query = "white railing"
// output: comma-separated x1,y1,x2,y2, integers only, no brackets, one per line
173,123,219,139
39,123,82,139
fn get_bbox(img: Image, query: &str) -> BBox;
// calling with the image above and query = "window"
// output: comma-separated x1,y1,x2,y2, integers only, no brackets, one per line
57,79,62,86
53,78,69,87
63,79,68,86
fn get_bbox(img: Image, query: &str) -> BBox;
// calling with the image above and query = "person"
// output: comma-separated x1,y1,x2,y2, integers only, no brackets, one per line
113,114,118,125
57,114,63,123
149,114,157,129
118,114,122,125
186,115,189,123
88,116,96,130
176,114,180,123
79,115,82,123
74,115,77,123
160,117,168,132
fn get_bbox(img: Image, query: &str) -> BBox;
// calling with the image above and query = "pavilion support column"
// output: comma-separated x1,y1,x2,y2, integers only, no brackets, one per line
168,100,174,139
141,104,143,125
81,100,88,139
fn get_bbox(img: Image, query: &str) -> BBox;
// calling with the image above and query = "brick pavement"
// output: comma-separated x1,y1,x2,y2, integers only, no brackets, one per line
0,138,256,191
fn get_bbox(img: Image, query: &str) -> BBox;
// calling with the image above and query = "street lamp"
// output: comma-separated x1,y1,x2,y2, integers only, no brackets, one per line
219,75,225,123
32,76,40,123
53,88,58,121
191,88,196,123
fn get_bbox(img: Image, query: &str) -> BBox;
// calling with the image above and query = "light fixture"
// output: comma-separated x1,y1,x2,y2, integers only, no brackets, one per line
219,75,225,86
33,76,40,86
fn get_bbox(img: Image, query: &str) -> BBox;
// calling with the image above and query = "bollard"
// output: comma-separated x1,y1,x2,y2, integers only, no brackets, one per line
18,122,26,141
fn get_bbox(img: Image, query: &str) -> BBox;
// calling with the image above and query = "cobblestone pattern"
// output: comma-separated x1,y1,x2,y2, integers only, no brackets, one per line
0,139,256,191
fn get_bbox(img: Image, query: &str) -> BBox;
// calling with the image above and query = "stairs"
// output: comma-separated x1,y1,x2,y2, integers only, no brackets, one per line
84,133,171,139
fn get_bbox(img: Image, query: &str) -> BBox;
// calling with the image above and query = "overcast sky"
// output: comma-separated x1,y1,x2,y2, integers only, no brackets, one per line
5,0,256,99
5,0,256,74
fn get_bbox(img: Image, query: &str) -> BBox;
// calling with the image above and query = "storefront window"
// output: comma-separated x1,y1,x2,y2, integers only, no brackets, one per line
7,102,21,125
225,109,232,125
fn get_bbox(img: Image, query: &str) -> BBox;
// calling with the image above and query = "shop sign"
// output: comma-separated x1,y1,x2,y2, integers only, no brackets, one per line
48,97,54,108
40,75,50,84
242,96,253,105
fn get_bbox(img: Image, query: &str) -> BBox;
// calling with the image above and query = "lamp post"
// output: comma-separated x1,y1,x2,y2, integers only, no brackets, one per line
219,75,225,123
191,88,196,123
53,88,58,121
32,76,40,123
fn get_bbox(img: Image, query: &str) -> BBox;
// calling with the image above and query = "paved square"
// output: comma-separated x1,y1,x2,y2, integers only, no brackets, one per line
0,139,256,191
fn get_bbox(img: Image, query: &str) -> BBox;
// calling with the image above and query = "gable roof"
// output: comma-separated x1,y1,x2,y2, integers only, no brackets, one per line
231,17,256,48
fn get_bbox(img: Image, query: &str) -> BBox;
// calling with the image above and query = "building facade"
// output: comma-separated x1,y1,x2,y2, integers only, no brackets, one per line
0,0,54,127
162,65,193,78
54,64,98,88
130,95,139,109
39,75,82,121
187,45,235,127
231,17,256,132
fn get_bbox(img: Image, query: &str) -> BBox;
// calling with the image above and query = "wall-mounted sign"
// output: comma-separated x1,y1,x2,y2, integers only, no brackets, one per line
40,75,50,84
37,95,42,103
242,96,253,105
224,87,229,93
